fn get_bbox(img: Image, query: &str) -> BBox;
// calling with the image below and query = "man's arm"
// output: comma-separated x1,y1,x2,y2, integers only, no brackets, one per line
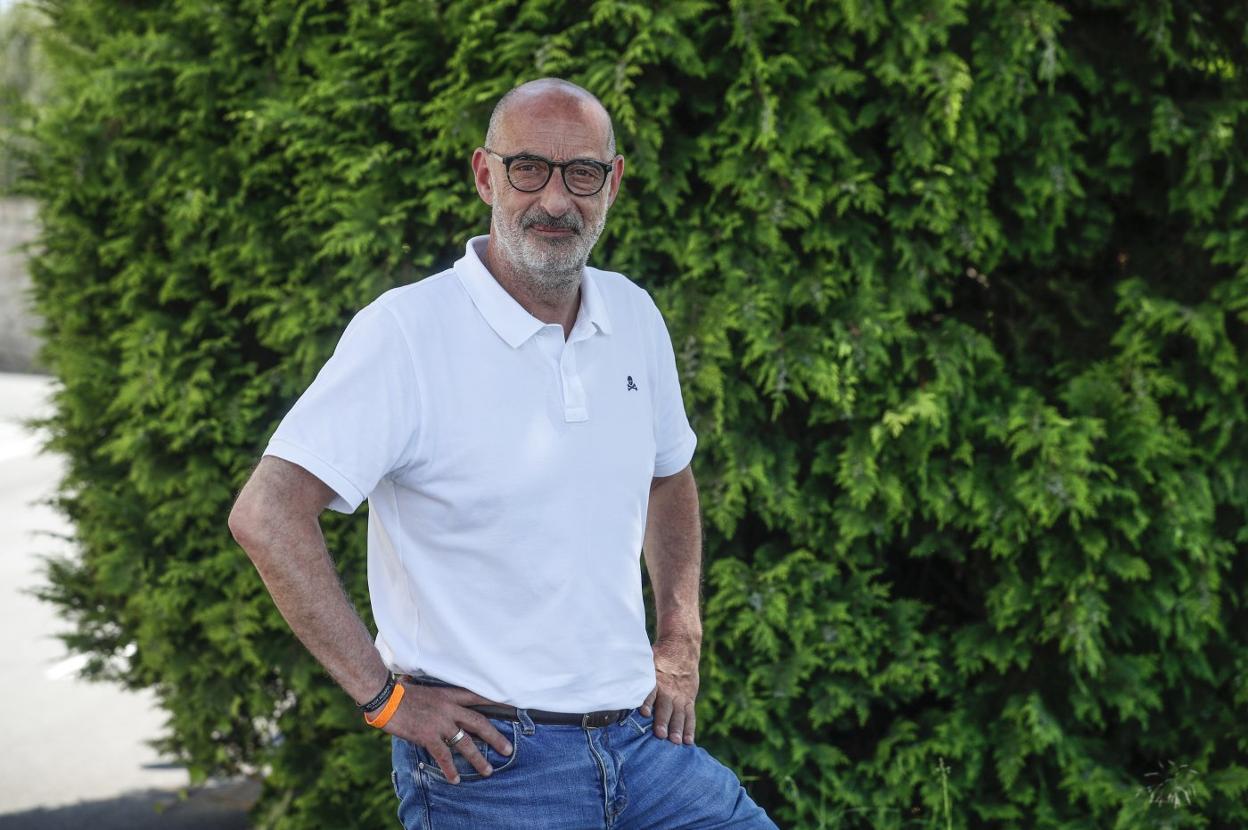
640,463,703,746
228,456,390,703
228,455,512,783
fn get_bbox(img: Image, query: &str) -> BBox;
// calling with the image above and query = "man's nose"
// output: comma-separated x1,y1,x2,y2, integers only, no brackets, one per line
537,168,574,216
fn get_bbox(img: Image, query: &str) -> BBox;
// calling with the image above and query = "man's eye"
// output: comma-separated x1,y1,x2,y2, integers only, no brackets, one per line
514,163,540,173
568,165,597,179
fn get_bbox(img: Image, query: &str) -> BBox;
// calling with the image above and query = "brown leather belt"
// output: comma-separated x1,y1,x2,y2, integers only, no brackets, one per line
402,675,631,728
467,703,630,728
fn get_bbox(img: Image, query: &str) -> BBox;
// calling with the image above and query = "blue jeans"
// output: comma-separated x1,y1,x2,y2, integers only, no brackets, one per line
390,706,778,829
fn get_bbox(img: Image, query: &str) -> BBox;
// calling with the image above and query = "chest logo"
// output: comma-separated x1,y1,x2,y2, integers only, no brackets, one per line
626,376,639,391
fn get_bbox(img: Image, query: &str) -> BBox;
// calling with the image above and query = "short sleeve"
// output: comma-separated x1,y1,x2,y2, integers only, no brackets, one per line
647,295,698,477
263,302,420,513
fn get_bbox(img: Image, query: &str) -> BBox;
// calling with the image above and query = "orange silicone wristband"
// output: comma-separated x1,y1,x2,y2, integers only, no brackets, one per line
364,680,405,728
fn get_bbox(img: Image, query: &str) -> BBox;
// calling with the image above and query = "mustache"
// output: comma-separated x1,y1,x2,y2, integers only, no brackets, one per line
522,211,582,234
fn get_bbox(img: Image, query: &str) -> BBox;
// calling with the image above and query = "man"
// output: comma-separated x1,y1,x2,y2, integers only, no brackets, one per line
228,78,778,829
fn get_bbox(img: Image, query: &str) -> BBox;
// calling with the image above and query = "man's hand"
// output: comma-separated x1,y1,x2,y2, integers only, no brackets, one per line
383,682,514,784
641,636,700,746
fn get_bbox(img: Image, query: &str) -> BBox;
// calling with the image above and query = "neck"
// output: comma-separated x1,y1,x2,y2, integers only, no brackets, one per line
482,235,581,336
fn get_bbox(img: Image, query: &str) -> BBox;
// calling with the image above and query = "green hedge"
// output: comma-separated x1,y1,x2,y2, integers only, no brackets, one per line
18,1,1248,827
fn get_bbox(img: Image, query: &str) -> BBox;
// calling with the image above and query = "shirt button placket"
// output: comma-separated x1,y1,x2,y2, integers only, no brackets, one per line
561,344,588,423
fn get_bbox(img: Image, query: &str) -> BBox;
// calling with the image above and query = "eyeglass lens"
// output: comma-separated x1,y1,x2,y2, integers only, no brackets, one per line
509,158,606,196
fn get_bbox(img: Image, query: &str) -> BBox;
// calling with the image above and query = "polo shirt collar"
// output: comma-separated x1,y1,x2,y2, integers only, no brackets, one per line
455,235,612,349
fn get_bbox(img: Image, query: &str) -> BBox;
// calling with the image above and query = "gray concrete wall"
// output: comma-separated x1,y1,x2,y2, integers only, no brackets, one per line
0,197,44,374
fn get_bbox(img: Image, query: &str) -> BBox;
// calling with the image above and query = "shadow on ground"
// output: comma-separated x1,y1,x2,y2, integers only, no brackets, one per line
0,778,260,830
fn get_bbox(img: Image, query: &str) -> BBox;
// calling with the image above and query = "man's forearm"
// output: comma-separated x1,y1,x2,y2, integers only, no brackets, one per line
643,467,704,647
232,511,388,705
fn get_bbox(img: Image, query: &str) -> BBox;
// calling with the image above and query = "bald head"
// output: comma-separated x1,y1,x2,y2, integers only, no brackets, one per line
485,78,616,159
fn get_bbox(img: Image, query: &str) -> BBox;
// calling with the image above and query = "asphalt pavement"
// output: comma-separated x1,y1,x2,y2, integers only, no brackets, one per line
0,371,258,828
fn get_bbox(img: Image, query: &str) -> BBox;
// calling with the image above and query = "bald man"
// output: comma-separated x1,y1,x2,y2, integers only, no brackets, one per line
229,78,778,829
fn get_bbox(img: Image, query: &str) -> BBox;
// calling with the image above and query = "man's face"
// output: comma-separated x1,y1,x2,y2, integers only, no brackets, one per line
473,97,623,283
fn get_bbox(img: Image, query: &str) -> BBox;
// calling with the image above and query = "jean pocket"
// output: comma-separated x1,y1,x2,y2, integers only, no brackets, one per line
414,718,519,783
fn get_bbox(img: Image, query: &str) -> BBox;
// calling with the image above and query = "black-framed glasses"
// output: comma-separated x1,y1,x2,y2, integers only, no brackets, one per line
484,148,613,197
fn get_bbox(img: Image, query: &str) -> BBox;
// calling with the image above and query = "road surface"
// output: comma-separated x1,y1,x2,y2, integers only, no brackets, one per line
0,371,257,828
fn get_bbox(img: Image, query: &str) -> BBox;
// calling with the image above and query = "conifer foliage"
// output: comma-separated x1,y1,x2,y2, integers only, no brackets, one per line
18,1,1248,827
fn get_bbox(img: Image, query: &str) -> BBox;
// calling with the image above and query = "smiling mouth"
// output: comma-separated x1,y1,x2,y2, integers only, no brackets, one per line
528,224,577,236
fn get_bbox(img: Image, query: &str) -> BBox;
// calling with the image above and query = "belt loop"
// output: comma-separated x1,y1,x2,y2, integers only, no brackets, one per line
517,708,536,736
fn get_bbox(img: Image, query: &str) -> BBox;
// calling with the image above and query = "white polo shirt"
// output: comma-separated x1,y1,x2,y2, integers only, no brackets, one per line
263,235,697,712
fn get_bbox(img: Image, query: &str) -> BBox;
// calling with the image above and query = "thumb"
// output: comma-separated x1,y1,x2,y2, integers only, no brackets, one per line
641,684,657,714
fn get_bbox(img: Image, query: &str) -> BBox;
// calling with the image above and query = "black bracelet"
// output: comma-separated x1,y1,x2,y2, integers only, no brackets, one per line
358,672,397,713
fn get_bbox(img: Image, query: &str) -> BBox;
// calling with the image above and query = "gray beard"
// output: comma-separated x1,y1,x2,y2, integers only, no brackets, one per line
491,204,607,305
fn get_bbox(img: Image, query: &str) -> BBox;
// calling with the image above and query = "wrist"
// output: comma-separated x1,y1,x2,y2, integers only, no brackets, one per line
653,634,701,672
364,681,405,729
355,668,396,711
656,629,702,646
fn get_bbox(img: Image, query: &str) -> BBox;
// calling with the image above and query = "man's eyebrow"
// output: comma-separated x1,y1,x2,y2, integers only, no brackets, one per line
508,150,604,162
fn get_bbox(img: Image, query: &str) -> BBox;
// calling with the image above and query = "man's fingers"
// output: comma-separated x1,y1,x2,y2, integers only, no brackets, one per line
427,726,497,783
652,693,675,739
427,740,462,785
667,704,687,745
462,711,514,757
415,686,514,757
684,702,696,744
451,733,494,778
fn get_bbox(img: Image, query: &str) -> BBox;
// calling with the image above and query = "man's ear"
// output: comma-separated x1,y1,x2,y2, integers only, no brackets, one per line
606,155,625,208
471,148,494,205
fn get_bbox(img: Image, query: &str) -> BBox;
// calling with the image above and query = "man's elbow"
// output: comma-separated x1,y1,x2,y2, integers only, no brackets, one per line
228,489,264,552
228,471,281,556
229,457,333,557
